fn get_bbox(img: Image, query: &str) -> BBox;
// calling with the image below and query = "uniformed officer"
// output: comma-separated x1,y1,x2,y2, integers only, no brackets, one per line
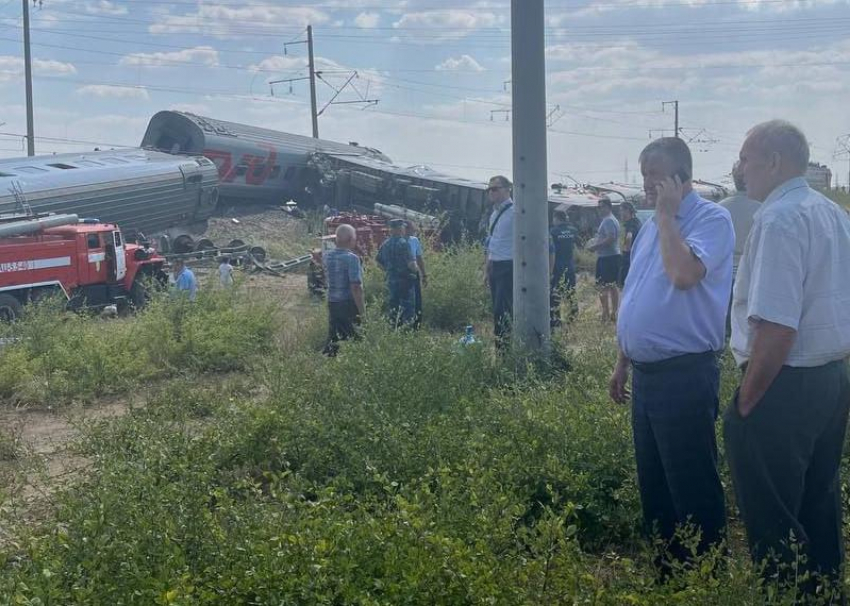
376,219,419,327
549,209,578,326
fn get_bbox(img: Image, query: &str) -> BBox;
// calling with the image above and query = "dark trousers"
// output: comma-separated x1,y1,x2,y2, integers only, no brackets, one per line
631,352,726,574
412,276,423,329
387,279,415,328
724,360,850,593
550,265,577,327
323,299,359,356
489,260,513,346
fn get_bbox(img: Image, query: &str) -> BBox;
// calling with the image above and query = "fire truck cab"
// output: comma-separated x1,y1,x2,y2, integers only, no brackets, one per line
0,215,167,321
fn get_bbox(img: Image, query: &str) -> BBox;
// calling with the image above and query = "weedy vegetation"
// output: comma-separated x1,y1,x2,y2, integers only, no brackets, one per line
0,243,847,604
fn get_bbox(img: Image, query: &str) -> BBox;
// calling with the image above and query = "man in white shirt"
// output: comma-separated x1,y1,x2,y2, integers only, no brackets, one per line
484,175,514,348
719,162,760,335
725,120,850,596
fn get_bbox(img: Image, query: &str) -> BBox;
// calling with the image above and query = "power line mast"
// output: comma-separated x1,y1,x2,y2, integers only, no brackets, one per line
22,0,37,156
662,100,679,138
835,136,848,188
270,25,377,138
511,0,550,357
307,25,318,139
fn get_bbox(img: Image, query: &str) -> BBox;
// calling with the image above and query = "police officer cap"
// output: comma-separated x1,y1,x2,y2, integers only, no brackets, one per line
388,219,405,228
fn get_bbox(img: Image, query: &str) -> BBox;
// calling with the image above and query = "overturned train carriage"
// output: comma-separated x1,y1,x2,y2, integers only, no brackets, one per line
141,110,390,206
141,110,610,239
0,149,219,250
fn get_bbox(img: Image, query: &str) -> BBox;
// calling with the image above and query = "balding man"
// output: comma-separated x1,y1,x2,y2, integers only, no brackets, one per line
322,224,365,355
725,120,850,593
611,137,734,578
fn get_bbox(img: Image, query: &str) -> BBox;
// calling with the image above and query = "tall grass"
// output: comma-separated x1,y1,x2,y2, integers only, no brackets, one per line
0,244,844,604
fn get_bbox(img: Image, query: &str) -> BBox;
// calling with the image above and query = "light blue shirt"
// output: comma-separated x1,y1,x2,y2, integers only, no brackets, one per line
408,235,423,258
487,199,514,262
596,214,621,257
173,267,198,302
617,191,734,363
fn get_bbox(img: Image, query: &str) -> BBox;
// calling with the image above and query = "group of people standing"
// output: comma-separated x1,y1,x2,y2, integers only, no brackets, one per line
322,218,427,355
611,121,850,598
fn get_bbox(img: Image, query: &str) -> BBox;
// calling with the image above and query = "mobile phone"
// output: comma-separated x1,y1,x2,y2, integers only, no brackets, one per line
672,168,690,183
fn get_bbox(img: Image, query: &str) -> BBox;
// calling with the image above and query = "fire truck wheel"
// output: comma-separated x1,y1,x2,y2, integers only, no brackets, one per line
0,294,23,322
129,278,150,310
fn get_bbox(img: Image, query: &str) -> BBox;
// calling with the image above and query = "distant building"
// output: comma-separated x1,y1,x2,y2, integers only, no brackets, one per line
806,162,832,190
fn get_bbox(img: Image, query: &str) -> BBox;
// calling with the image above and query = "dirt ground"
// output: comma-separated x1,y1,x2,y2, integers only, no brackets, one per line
0,208,321,531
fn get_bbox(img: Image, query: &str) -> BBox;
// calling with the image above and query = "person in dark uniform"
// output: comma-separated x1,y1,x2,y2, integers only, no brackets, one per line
405,221,428,329
376,219,419,327
549,209,578,327
618,202,642,288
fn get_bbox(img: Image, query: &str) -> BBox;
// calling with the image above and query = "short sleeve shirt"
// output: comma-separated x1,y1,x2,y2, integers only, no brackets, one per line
596,215,620,257
408,236,423,258
173,268,198,301
324,248,362,303
487,200,514,262
550,223,576,270
731,178,850,367
617,192,734,363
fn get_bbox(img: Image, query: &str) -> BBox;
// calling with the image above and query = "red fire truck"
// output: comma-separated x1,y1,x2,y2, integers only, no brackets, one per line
0,213,167,321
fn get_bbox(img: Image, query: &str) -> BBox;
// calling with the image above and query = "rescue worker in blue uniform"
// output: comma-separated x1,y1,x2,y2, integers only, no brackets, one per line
376,219,419,327
549,209,578,327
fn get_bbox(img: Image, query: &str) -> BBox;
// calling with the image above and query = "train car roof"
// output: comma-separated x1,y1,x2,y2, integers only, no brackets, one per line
0,148,215,186
143,111,392,163
325,153,489,190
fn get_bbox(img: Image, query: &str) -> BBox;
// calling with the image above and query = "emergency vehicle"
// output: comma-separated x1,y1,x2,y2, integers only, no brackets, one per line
0,213,167,321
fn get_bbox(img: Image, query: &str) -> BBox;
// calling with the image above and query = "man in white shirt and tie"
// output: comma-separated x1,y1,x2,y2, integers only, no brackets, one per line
726,120,850,597
484,175,514,348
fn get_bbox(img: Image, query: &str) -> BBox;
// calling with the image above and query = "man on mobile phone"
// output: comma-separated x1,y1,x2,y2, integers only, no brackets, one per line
610,137,734,579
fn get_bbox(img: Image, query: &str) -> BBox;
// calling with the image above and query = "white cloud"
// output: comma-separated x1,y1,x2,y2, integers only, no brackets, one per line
150,5,329,37
249,55,307,73
169,103,212,116
0,56,76,82
354,12,381,28
436,54,485,72
84,0,128,16
119,46,219,68
76,85,150,100
393,10,503,41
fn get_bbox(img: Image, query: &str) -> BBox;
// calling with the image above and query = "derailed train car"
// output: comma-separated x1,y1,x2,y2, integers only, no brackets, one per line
0,149,219,251
141,111,613,239
141,111,390,206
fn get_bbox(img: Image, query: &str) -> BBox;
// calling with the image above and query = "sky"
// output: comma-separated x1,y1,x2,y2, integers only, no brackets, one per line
0,0,849,187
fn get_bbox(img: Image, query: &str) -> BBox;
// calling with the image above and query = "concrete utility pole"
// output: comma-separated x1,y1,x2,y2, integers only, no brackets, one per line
22,0,35,156
307,25,319,139
662,100,679,138
511,0,550,356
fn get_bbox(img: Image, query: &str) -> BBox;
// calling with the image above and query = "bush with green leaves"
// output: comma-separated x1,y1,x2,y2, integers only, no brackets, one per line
0,288,278,406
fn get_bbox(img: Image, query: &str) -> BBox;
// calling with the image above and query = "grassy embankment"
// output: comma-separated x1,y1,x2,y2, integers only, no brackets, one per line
0,243,845,605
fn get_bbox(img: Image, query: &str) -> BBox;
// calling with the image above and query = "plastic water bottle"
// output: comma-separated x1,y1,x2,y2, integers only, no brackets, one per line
458,325,477,347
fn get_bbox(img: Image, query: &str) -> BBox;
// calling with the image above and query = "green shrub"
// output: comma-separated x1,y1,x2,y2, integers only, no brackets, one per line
0,289,278,406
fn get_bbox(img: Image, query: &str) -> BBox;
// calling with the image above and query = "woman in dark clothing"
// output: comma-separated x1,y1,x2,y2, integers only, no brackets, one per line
618,202,642,287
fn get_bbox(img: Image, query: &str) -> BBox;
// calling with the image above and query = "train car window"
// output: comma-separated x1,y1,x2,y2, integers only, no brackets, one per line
284,167,297,181
234,165,248,177
251,164,266,178
0,172,14,177
12,166,48,174
47,163,77,170
87,234,101,249
270,165,281,179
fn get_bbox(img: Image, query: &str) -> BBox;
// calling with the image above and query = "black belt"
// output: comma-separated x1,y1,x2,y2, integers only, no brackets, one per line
631,351,717,374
